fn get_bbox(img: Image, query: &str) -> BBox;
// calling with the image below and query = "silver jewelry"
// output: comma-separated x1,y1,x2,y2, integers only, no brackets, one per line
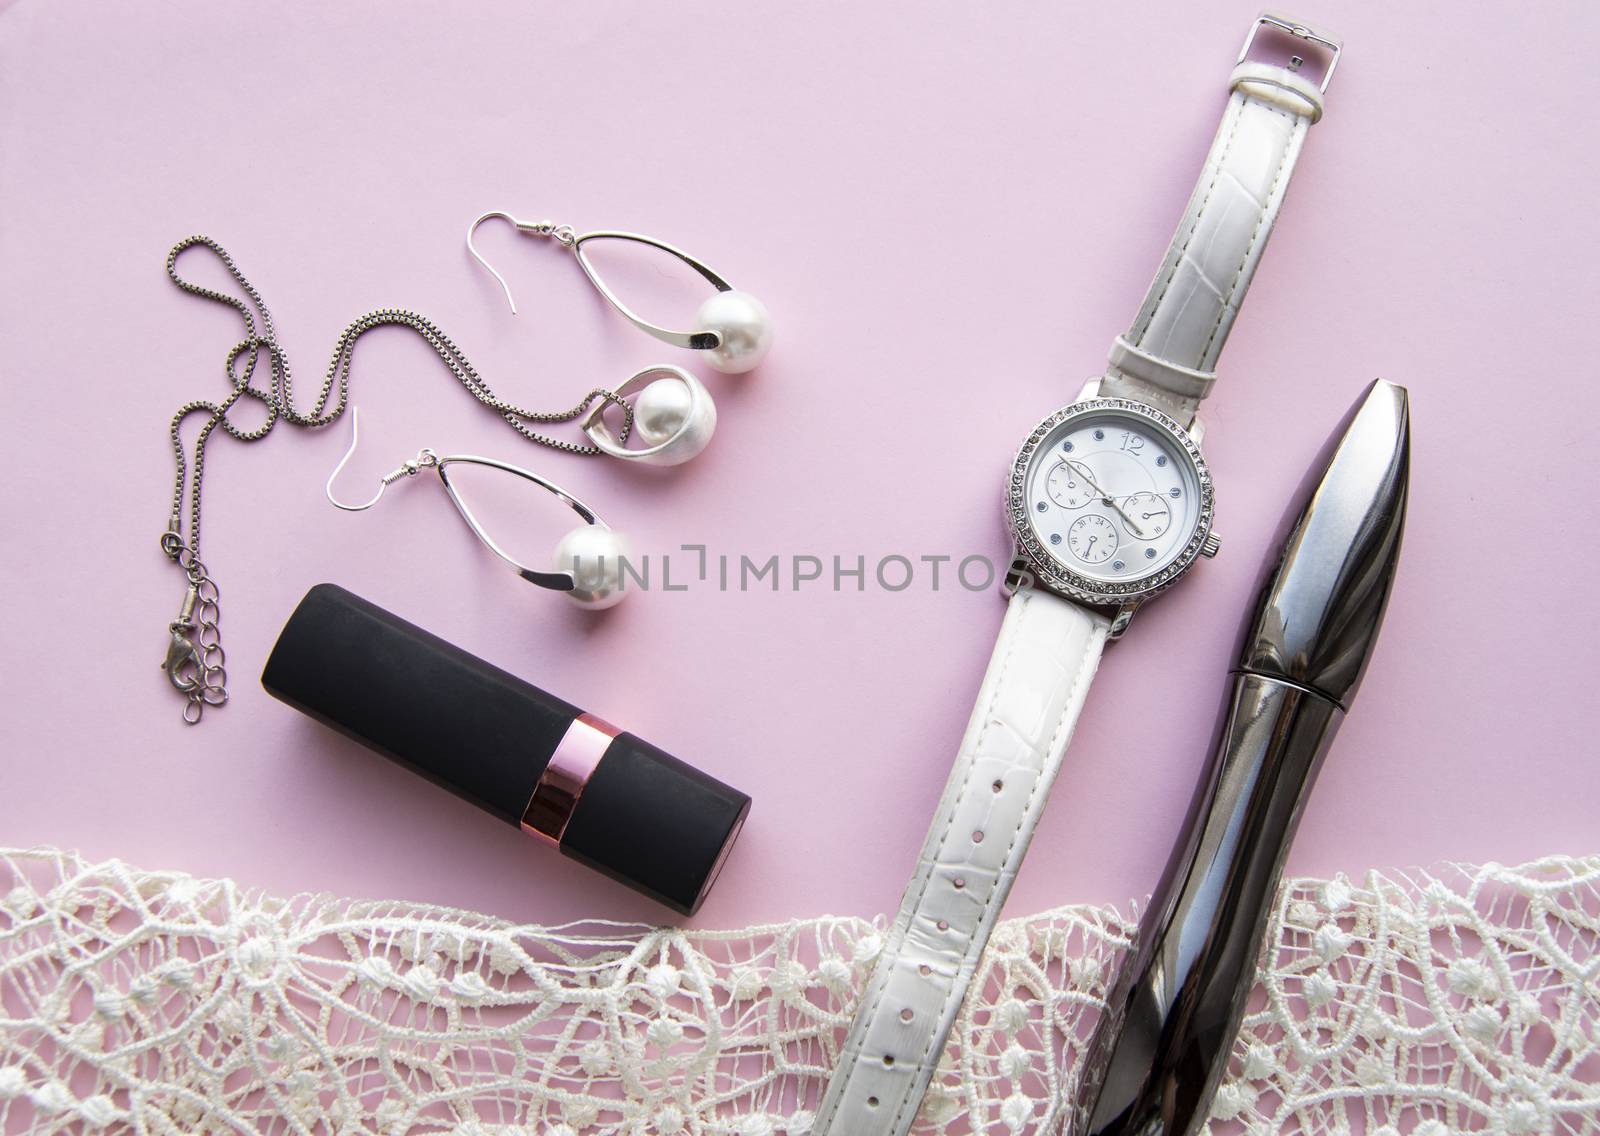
158,235,668,724
467,210,774,374
580,365,717,467
326,408,631,610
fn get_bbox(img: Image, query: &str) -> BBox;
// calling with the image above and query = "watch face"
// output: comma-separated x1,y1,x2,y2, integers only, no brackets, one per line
1008,398,1214,604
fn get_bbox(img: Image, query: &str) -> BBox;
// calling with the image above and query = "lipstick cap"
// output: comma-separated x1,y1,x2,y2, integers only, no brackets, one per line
260,583,749,915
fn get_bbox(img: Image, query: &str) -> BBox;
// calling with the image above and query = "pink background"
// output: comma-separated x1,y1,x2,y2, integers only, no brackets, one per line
1,2,1595,929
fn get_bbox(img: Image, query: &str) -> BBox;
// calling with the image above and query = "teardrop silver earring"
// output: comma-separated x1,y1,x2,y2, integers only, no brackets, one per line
466,210,774,374
326,409,632,609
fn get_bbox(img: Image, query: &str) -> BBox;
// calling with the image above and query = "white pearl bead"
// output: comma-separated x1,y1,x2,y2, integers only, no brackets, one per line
693,290,772,373
553,525,630,610
634,376,694,445
628,370,717,465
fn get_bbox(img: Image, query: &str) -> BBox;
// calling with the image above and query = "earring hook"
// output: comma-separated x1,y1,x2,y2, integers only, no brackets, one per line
466,209,576,316
326,407,381,510
325,408,437,511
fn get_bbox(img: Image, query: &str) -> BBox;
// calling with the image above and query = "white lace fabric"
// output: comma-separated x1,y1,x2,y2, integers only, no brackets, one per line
0,850,1595,1135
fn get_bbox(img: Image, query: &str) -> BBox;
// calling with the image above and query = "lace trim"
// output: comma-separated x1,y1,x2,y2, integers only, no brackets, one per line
0,849,1595,1134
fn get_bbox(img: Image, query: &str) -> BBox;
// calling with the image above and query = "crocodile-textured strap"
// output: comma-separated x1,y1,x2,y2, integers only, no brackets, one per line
814,589,1109,1136
1100,59,1327,426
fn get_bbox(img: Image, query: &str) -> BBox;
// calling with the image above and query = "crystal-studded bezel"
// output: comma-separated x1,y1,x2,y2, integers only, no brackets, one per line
1006,398,1214,607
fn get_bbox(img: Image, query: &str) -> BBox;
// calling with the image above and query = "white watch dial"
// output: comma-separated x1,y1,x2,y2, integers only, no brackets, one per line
1120,491,1172,539
1067,514,1118,563
1020,406,1206,589
1045,460,1096,509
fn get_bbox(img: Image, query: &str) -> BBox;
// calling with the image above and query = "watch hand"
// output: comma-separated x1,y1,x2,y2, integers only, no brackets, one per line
1074,466,1142,534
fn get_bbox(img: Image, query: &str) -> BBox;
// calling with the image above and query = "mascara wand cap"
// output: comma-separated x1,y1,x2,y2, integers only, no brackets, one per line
1238,379,1410,707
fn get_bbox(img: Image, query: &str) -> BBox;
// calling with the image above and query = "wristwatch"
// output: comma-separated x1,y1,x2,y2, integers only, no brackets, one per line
813,15,1340,1135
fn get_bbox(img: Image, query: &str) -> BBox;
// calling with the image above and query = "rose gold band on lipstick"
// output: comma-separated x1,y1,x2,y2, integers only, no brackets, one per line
521,713,618,846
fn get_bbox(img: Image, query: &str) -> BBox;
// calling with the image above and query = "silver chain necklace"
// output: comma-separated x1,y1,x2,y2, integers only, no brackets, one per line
160,235,634,724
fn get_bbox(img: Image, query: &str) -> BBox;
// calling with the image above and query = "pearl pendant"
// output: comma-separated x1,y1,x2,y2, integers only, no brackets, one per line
554,524,630,610
581,365,716,466
694,290,773,373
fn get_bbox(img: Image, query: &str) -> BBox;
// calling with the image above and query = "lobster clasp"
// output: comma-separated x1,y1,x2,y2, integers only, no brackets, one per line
164,625,203,693
163,585,203,694
163,627,203,697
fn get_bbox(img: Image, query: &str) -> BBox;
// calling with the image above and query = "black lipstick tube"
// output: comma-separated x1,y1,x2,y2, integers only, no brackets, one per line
261,583,750,915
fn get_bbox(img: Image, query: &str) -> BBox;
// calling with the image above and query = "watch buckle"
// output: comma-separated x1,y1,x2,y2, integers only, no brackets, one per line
1239,13,1342,93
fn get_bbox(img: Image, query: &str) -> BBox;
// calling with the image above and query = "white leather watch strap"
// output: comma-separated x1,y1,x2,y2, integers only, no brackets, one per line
814,589,1109,1136
816,21,1337,1135
1100,57,1328,426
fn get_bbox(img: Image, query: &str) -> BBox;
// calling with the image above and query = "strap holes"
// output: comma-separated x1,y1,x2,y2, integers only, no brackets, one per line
882,1055,895,1067
972,830,985,843
954,877,966,890
937,919,949,931
919,964,931,976
899,1008,914,1022
992,779,1004,792
867,1096,880,1108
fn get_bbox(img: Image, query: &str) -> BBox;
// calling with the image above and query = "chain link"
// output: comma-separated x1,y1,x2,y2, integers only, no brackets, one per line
160,235,634,724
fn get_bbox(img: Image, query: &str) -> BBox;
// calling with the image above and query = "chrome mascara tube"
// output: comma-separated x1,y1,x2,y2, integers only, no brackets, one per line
1073,379,1411,1136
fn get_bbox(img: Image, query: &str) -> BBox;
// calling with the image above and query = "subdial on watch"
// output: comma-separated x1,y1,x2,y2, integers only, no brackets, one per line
1067,514,1118,564
1120,491,1173,540
1046,460,1095,509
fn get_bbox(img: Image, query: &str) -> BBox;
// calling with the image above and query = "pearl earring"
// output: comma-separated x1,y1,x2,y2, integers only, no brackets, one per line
466,210,774,374
326,409,632,609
